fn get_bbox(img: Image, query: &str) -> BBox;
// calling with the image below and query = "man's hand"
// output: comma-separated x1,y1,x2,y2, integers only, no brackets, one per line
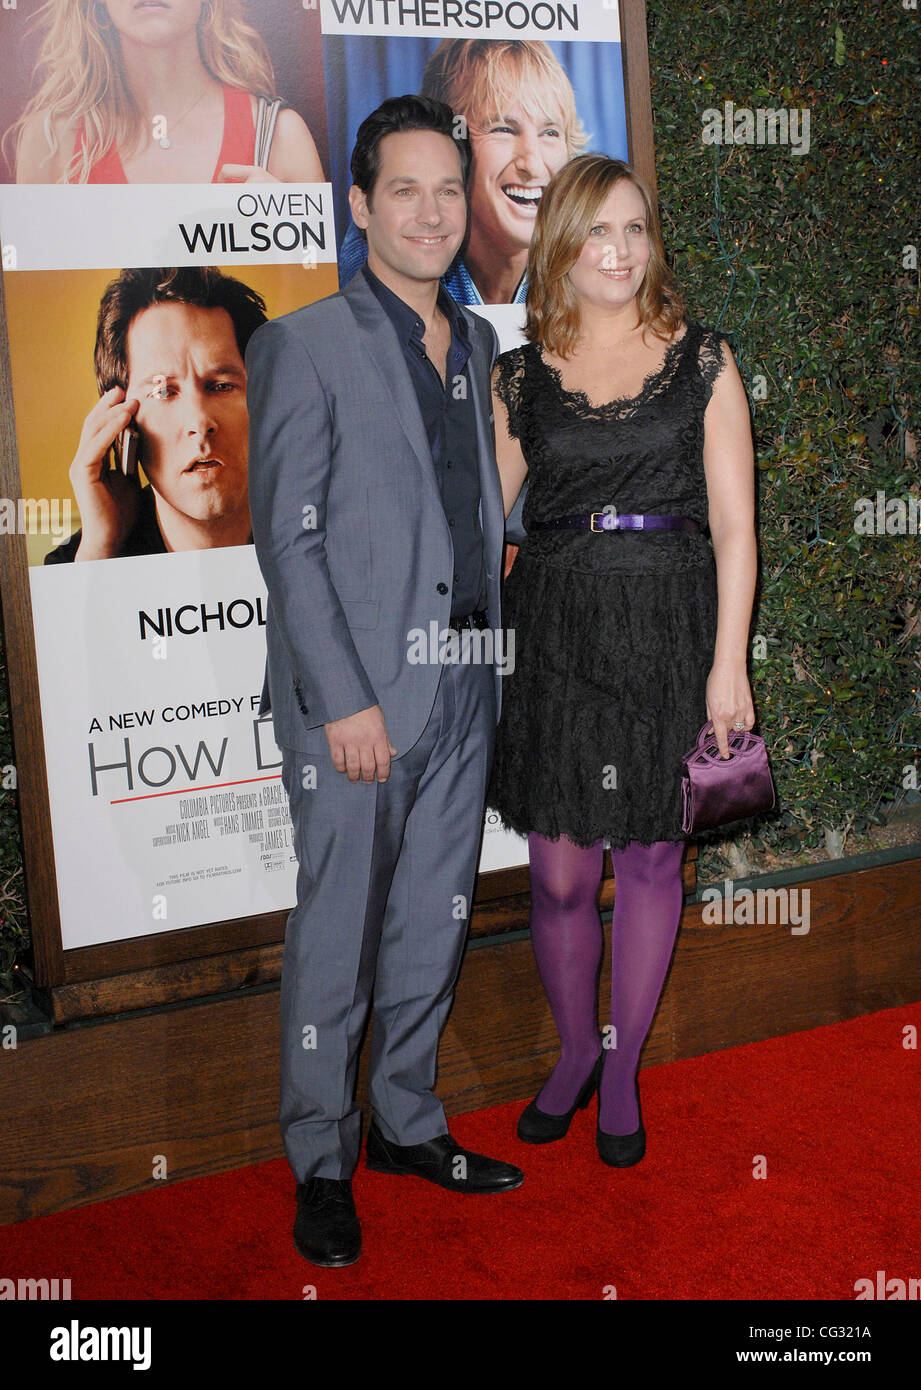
70,387,142,561
324,704,397,783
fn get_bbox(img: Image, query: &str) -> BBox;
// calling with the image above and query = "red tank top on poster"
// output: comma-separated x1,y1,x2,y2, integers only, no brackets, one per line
71,84,257,183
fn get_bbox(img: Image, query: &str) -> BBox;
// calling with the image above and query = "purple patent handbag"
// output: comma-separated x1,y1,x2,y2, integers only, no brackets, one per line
680,721,776,834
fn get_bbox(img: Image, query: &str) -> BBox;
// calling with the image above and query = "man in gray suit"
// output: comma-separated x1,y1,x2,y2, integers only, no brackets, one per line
245,95,523,1268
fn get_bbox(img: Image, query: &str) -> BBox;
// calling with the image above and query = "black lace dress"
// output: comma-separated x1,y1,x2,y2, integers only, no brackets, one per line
487,320,730,849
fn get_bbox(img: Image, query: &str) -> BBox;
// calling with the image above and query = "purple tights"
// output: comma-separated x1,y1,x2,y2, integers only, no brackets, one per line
527,831,685,1134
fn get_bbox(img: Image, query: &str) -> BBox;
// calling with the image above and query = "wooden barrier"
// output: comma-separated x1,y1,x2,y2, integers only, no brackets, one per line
1,853,919,1226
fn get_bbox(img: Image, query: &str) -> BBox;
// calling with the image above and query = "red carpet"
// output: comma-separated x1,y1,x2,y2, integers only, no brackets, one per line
4,1003,920,1300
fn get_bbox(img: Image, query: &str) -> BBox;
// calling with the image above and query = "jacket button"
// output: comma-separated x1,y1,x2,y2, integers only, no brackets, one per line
437,582,448,594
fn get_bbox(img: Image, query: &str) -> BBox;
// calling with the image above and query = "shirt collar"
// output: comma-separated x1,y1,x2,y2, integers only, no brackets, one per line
362,261,470,349
442,256,529,305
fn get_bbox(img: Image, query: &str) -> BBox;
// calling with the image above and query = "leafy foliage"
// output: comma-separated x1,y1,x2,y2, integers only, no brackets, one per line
647,0,921,860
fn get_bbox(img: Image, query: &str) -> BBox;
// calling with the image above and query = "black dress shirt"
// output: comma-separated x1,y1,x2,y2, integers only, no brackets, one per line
361,263,486,618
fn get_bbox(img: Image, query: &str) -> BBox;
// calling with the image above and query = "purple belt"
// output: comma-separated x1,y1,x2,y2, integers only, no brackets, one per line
531,511,701,534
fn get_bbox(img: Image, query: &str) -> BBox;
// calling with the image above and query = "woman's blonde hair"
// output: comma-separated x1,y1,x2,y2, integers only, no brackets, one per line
525,154,686,358
4,0,276,183
421,39,588,156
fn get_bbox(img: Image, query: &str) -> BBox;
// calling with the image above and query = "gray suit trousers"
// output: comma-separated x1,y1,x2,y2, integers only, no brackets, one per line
278,650,497,1181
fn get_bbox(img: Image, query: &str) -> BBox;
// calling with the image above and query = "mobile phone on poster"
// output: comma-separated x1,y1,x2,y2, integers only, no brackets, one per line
117,424,140,476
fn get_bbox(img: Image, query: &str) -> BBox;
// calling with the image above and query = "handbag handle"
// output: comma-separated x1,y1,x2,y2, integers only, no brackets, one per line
686,720,759,767
254,96,283,171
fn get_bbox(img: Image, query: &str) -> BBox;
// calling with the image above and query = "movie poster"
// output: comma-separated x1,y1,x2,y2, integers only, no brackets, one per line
0,0,626,949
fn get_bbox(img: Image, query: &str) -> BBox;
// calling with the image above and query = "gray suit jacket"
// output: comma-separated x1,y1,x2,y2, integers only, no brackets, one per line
245,269,505,757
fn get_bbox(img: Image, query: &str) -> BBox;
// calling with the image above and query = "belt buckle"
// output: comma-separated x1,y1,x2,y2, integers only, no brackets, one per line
590,512,607,532
451,612,479,631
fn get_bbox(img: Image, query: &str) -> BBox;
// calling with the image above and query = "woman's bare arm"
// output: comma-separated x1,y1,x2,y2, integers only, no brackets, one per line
266,108,324,182
490,363,529,520
702,339,758,753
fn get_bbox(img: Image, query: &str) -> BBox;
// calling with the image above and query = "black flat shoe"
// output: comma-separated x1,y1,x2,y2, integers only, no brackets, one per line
596,1078,646,1167
517,1053,603,1144
293,1177,361,1266
365,1122,523,1193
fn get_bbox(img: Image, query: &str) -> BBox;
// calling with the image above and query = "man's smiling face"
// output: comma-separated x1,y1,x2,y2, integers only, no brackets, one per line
467,82,570,255
125,301,250,527
350,128,468,285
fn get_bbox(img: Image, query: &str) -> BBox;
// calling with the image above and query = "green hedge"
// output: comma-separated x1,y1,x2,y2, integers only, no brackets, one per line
1,0,919,981
647,0,920,862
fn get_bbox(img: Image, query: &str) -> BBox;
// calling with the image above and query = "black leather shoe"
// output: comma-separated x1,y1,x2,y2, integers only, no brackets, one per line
365,1122,524,1193
596,1078,646,1167
517,1053,603,1143
293,1177,361,1266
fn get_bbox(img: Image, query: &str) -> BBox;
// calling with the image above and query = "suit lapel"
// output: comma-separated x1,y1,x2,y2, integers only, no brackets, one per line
341,271,435,482
340,271,502,581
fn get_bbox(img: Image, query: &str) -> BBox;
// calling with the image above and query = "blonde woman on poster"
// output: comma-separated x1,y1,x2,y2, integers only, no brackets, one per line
6,0,324,184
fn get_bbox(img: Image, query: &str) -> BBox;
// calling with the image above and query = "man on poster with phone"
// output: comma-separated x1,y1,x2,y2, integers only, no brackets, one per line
45,266,265,562
245,95,523,1268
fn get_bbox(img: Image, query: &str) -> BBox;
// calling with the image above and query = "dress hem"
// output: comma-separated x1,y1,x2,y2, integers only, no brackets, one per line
488,807,687,852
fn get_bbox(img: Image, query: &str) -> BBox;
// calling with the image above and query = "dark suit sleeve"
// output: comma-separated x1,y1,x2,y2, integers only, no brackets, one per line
483,315,500,373
245,316,378,728
505,485,528,546
476,316,528,544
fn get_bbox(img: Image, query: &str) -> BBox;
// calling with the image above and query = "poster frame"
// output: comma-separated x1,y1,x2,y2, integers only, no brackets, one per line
0,0,665,1022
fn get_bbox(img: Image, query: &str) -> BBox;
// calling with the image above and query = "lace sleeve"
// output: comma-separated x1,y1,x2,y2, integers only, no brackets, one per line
697,328,733,407
493,346,526,439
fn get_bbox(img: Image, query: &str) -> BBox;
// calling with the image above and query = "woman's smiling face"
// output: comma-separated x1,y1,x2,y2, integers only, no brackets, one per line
567,178,652,311
466,76,570,254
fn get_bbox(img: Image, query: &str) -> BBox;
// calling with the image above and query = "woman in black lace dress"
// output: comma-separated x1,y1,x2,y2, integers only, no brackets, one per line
488,155,757,1165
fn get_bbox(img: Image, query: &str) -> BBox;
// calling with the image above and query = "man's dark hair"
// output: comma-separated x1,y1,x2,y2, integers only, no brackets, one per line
94,267,268,393
349,93,471,208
